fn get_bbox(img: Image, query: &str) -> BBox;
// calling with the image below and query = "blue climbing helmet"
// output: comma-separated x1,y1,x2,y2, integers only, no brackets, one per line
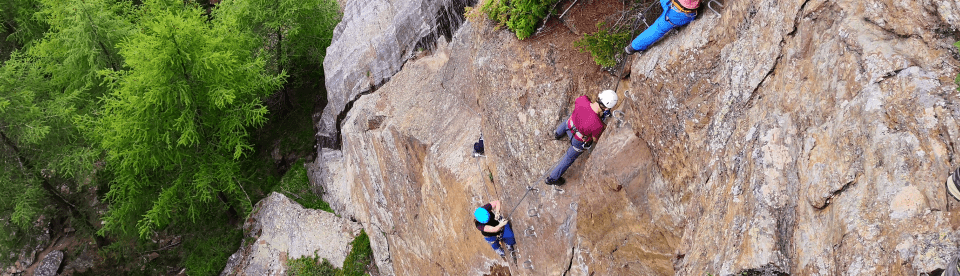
474,207,490,223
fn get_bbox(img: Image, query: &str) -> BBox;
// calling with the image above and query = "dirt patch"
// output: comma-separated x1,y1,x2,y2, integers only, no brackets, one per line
484,264,512,276
25,229,104,276
523,0,632,74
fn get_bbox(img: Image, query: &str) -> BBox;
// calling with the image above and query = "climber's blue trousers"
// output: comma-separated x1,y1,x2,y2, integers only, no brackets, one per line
548,118,585,183
483,222,515,251
629,0,698,51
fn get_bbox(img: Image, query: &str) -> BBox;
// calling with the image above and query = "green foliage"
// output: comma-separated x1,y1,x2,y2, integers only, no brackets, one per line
288,256,340,276
88,204,243,276
0,53,59,147
0,51,86,262
183,226,243,276
479,0,510,28
342,230,374,276
215,0,340,78
276,160,333,212
479,0,558,40
29,0,133,101
252,82,324,157
0,0,48,47
574,22,631,67
2,0,340,272
287,230,375,276
0,0,132,264
0,163,45,261
95,1,284,239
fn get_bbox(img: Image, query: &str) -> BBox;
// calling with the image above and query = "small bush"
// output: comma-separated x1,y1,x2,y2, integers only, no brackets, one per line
479,0,559,40
574,22,631,67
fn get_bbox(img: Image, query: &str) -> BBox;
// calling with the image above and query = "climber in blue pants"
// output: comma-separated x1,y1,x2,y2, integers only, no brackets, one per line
625,0,700,55
474,200,515,260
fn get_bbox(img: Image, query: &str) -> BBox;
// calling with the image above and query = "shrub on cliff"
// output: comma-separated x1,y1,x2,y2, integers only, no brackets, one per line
474,0,558,40
574,22,631,67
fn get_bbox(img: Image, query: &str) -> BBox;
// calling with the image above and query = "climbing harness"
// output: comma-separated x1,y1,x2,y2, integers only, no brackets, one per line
567,119,591,145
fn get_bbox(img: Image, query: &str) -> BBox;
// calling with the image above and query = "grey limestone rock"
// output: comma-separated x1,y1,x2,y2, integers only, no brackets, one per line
319,0,474,147
219,192,362,276
34,250,62,276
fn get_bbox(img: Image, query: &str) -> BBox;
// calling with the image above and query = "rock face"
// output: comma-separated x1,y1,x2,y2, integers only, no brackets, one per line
220,192,362,276
318,0,476,147
626,0,960,274
312,0,960,275
34,250,62,276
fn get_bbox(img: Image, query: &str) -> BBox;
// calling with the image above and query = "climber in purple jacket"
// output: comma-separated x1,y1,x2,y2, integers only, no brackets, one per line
546,90,618,185
625,0,700,55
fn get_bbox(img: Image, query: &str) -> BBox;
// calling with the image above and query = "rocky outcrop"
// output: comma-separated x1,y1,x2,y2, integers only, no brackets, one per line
220,192,362,276
34,250,62,276
318,0,476,147
312,0,960,275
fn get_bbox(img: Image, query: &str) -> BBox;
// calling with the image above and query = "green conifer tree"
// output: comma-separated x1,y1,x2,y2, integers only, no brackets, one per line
0,0,131,259
96,1,283,239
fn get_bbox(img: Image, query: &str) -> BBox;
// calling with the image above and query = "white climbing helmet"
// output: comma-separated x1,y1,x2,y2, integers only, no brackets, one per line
598,90,618,109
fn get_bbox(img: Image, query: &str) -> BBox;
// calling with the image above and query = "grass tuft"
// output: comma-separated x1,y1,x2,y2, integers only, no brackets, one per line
286,230,376,276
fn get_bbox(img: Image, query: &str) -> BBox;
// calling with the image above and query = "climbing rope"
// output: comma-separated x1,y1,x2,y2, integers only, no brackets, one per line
504,185,538,220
